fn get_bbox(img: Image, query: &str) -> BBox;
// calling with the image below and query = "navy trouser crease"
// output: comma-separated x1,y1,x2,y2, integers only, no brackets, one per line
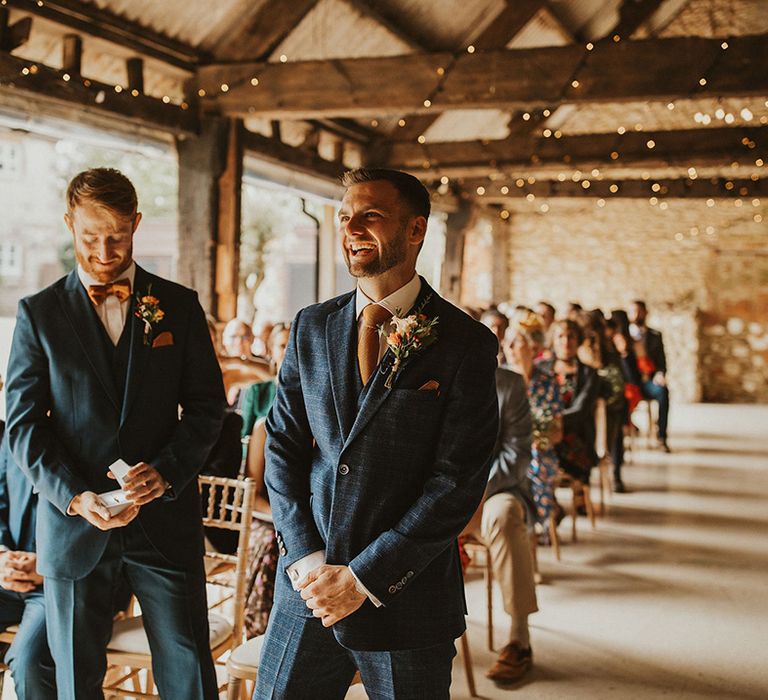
44,522,217,700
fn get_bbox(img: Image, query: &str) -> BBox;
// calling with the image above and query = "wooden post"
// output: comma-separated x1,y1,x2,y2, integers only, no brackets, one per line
215,119,244,321
441,200,473,303
318,203,338,302
176,117,228,315
126,57,144,94
62,34,82,75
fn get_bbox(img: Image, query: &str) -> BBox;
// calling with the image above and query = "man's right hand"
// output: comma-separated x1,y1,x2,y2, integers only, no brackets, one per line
68,492,140,530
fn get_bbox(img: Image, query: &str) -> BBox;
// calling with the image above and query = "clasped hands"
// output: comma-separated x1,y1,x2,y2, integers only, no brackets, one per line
298,564,366,627
69,462,169,531
0,550,43,593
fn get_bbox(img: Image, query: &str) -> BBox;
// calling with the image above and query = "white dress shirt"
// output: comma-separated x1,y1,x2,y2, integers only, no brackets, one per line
286,273,422,607
77,263,136,345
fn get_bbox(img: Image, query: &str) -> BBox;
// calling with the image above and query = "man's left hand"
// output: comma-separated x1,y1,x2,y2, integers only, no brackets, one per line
115,462,169,506
298,564,366,627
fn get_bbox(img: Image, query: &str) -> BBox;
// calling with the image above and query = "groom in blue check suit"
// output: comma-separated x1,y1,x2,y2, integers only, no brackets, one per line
5,168,225,699
255,169,499,699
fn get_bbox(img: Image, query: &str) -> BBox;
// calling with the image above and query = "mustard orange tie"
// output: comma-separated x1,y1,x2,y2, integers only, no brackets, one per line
358,304,393,385
87,279,131,306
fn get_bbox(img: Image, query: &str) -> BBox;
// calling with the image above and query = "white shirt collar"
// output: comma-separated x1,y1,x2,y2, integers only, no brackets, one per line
78,262,136,291
355,273,421,321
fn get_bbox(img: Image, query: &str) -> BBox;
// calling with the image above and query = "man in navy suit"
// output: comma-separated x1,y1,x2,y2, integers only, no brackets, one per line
5,168,225,699
0,417,55,699
255,169,499,699
629,300,671,451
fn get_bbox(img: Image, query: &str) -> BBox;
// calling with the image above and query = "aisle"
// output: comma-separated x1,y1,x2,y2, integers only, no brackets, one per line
446,404,768,700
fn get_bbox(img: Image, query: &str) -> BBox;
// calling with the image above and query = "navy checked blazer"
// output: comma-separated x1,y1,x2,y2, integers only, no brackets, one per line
265,278,499,651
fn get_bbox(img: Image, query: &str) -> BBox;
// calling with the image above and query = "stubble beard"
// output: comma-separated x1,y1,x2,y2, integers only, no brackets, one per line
345,223,408,279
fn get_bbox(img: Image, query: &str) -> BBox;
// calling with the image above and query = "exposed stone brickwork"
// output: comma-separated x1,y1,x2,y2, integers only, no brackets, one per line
500,196,767,403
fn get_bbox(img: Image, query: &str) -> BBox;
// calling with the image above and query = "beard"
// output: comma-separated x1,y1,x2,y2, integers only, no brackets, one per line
344,223,408,278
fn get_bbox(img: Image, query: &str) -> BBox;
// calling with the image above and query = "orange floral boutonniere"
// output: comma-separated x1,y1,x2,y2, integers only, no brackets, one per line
134,285,165,346
378,294,438,389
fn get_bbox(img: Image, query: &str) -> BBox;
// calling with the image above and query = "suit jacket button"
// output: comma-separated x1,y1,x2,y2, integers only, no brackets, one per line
396,582,403,590
280,547,287,556
407,571,414,578
338,464,349,475
401,577,407,585
388,585,397,594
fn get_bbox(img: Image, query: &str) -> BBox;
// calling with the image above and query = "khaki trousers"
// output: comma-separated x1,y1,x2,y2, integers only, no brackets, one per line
472,492,538,618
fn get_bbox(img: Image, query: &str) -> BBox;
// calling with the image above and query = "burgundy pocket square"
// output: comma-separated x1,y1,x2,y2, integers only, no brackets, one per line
418,380,440,392
152,331,174,348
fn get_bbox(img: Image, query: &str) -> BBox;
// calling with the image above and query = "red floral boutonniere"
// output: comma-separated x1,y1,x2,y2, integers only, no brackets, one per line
134,285,165,346
378,294,438,389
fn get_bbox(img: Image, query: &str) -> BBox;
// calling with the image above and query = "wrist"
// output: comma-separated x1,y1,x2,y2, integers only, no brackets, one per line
67,493,83,516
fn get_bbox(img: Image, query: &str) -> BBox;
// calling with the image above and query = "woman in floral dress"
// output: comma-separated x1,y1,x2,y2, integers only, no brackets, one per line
507,315,563,533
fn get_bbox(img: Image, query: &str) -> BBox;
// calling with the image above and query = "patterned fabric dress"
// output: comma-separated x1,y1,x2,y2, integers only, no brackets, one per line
527,365,563,526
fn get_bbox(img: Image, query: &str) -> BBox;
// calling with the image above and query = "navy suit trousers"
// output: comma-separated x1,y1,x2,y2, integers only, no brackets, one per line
44,521,217,700
0,586,55,699
253,604,456,699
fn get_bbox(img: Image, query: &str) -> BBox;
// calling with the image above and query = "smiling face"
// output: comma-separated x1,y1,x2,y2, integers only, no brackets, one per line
65,200,140,283
338,180,426,283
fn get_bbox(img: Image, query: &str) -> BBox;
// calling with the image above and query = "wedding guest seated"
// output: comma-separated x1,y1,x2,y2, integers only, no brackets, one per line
541,321,599,510
0,415,55,699
239,322,290,439
536,301,556,356
629,300,671,452
607,311,643,492
507,315,563,542
464,315,536,684
579,311,627,490
480,309,510,366
566,302,583,321
251,320,275,361
219,319,272,405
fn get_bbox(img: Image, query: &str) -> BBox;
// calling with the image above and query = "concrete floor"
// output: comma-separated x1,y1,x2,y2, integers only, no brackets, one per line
350,404,768,700
3,404,766,699
453,404,768,700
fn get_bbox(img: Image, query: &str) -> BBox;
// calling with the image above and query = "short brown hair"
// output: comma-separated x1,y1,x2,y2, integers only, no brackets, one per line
341,168,430,220
66,168,138,218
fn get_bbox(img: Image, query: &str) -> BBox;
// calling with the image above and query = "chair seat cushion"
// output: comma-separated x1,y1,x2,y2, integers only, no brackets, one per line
107,613,232,655
228,635,264,669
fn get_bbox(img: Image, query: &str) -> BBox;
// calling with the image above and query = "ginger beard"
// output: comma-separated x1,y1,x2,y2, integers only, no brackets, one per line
343,219,409,278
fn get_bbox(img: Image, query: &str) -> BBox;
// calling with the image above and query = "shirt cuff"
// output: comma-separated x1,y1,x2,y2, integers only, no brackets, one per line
286,550,325,590
349,565,383,608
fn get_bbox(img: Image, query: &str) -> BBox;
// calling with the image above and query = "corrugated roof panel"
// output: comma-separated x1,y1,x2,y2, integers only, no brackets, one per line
507,7,573,48
80,0,266,50
270,0,413,61
424,109,512,142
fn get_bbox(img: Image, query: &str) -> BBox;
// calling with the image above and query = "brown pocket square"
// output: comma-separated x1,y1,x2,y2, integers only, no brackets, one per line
152,331,174,348
418,380,440,392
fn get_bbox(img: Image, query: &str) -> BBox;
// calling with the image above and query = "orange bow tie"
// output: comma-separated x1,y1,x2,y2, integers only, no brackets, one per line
87,279,131,306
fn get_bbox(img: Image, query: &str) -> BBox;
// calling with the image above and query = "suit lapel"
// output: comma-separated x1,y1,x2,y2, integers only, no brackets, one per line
58,270,120,412
343,278,439,450
121,266,152,425
326,293,359,442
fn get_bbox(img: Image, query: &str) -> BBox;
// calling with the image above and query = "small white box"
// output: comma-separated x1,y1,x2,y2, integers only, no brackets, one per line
108,459,132,488
98,489,132,515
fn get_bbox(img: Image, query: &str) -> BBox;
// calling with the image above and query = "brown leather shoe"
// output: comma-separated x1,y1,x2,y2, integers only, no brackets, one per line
485,642,533,683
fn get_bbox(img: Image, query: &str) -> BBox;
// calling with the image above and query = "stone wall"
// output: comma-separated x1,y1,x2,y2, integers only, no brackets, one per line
500,196,767,403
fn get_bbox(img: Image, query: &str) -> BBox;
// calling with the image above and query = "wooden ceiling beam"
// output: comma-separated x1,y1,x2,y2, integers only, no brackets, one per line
211,0,320,63
242,128,346,182
456,176,766,199
385,126,767,174
605,0,666,41
4,0,204,70
0,51,197,134
472,0,546,50
197,35,768,118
